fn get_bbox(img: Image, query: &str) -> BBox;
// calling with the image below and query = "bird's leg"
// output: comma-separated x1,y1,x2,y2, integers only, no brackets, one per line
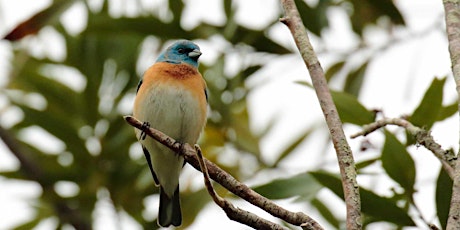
173,140,185,156
140,121,150,140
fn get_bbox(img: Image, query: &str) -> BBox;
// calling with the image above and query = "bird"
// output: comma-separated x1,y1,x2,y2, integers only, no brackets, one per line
133,40,208,227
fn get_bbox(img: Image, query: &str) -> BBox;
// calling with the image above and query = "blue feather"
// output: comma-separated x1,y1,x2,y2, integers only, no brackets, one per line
156,40,201,68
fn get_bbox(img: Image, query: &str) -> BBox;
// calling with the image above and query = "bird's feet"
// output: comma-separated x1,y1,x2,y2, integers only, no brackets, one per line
173,140,185,155
140,122,150,140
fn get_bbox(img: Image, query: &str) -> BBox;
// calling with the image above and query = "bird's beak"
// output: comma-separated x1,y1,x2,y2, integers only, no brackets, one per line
188,49,202,58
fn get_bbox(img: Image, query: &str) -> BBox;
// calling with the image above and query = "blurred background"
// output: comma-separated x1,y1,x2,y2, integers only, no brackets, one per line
0,0,457,229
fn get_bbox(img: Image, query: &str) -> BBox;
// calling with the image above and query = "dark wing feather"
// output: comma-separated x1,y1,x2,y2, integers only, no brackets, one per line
142,145,159,185
136,79,143,94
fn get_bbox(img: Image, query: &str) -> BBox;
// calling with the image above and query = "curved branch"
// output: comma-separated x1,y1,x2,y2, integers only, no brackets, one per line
194,145,287,230
124,115,323,230
351,117,455,179
279,0,362,229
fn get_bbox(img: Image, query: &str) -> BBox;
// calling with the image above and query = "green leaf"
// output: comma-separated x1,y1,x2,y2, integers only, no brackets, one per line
311,198,341,228
223,0,233,19
252,173,322,200
226,25,291,54
331,90,375,125
409,77,446,129
294,0,331,36
344,62,368,97
356,156,380,170
438,101,458,121
13,217,42,230
382,131,416,195
436,167,452,230
272,126,315,167
349,0,405,35
310,171,415,226
181,188,211,227
325,61,345,82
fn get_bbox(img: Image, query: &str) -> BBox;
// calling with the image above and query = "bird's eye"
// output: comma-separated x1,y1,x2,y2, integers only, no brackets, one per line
177,48,185,54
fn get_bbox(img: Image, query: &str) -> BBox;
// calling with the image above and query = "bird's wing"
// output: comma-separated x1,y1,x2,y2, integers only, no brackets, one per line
142,145,159,185
136,79,143,94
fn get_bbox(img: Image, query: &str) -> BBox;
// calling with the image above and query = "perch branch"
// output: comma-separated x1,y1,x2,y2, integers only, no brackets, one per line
351,117,455,179
442,1,460,229
194,145,287,230
124,115,323,229
279,0,361,229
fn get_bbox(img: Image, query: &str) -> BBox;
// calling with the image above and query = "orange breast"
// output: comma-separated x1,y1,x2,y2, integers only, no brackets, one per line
135,62,207,122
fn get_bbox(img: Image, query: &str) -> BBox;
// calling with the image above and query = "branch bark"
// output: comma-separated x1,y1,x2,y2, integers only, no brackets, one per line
194,145,287,230
351,117,455,179
442,0,460,229
124,115,324,229
279,0,362,229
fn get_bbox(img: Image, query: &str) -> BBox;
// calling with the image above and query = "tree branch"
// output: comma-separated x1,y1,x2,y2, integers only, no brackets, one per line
123,115,324,229
351,117,455,179
0,126,91,230
442,0,460,229
194,145,287,230
279,0,362,229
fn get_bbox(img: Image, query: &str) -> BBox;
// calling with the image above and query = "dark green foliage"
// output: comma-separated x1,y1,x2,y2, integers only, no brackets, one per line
382,131,416,196
436,168,452,230
310,171,415,226
409,77,446,130
253,173,321,200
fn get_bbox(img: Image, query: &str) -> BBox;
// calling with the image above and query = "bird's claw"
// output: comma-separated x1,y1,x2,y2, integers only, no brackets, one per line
140,122,150,140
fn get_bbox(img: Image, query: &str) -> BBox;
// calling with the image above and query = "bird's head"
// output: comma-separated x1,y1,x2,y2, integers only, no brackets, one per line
156,40,202,68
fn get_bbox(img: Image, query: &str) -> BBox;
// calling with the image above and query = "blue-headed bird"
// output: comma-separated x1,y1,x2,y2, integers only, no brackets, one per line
133,40,208,227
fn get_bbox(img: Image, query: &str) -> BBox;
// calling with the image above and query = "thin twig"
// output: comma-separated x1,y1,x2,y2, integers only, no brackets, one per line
442,1,460,229
124,115,324,229
194,145,287,230
351,117,455,179
279,1,362,229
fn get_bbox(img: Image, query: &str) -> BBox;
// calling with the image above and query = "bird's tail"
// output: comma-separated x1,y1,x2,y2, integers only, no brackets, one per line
158,186,182,227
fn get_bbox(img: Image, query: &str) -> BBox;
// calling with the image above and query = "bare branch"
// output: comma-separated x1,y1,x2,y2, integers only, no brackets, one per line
351,117,455,179
279,1,361,229
194,145,287,230
124,115,324,229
